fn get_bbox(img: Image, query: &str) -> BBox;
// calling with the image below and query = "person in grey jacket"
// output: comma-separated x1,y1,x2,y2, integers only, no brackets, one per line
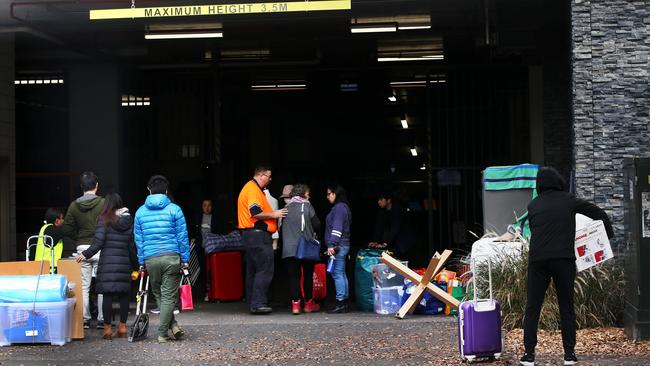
281,184,321,314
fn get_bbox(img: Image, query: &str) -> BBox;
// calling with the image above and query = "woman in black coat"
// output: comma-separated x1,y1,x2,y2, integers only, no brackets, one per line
77,193,137,339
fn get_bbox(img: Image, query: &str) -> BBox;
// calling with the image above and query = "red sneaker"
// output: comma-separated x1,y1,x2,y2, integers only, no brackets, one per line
291,300,301,314
304,299,320,313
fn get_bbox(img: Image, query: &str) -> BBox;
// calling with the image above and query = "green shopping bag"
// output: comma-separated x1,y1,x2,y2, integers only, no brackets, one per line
354,249,385,312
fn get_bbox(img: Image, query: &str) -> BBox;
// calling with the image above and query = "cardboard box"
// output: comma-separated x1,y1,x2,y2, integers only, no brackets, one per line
575,220,614,271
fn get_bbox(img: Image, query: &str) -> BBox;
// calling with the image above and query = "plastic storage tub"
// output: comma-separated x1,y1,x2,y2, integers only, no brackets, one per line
372,262,407,288
0,298,75,346
373,286,404,315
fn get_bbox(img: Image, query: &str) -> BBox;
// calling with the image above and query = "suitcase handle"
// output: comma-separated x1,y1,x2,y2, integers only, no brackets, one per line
469,258,493,303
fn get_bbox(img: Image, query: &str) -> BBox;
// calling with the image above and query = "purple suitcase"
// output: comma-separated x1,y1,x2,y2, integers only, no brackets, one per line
458,260,502,362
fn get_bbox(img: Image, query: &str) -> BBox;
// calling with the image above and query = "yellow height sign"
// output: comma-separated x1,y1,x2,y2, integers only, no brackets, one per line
90,0,351,20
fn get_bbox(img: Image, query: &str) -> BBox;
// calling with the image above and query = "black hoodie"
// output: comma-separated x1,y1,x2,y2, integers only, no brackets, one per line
527,167,614,262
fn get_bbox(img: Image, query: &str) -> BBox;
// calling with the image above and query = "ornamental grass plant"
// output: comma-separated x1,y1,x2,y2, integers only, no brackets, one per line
474,248,625,331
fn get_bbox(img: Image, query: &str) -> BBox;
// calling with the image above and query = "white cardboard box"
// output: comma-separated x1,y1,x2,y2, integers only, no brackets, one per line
574,220,614,271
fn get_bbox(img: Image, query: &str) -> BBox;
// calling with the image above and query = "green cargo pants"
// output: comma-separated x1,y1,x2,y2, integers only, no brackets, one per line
146,254,181,338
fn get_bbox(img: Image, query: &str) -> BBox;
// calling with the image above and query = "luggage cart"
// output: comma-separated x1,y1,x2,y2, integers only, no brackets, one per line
25,235,56,275
128,269,150,342
188,239,201,286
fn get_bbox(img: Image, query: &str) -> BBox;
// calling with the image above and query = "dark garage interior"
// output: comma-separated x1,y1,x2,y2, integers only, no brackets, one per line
11,0,571,269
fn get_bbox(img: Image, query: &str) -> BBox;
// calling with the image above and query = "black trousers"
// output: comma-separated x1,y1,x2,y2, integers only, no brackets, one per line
102,292,130,324
523,258,576,354
243,230,274,309
286,257,314,302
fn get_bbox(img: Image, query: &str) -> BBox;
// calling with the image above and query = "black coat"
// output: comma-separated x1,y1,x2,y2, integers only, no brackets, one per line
527,168,614,262
373,202,415,255
83,213,137,294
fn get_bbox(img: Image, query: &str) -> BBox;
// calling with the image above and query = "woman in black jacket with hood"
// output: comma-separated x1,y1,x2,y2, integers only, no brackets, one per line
520,167,613,366
77,193,137,340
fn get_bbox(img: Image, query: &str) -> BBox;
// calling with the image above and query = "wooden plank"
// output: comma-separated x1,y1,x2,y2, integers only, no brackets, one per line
420,256,439,288
57,259,84,340
381,252,460,309
0,261,49,275
396,285,425,318
432,250,453,278
395,256,439,319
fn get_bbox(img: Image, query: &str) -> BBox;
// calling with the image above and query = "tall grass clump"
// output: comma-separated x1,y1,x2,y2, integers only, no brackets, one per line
474,249,625,330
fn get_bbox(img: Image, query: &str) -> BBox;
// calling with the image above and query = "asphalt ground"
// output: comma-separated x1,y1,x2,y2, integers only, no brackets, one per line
0,302,648,365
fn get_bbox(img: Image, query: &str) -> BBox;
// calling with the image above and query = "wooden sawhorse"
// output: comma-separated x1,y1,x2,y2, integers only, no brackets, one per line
381,250,459,319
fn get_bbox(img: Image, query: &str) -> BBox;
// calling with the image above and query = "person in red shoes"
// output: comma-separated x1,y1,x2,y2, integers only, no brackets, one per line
280,184,321,314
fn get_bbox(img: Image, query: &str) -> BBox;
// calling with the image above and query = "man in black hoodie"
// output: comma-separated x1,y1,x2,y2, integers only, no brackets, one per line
520,167,613,366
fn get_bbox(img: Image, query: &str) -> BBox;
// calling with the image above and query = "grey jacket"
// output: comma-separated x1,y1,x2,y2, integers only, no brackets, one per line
281,201,320,259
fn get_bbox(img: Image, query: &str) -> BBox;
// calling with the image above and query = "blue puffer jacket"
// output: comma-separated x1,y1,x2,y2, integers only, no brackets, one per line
134,194,190,265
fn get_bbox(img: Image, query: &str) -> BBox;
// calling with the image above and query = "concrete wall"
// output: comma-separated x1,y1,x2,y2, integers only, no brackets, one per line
572,0,650,245
0,34,15,261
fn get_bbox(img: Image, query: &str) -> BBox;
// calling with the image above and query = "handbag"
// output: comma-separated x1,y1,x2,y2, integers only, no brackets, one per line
179,274,194,311
295,203,321,262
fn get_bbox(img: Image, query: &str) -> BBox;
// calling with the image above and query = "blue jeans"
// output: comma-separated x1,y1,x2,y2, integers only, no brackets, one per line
331,245,350,301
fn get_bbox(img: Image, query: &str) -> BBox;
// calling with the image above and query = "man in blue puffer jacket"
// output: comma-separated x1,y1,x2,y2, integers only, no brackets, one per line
134,175,190,343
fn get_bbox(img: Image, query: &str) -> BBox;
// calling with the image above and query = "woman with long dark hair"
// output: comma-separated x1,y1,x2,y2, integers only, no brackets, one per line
324,184,352,313
77,193,137,339
281,184,321,314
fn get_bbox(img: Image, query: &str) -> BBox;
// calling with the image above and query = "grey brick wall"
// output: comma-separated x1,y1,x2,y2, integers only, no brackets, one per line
0,34,16,261
571,0,650,246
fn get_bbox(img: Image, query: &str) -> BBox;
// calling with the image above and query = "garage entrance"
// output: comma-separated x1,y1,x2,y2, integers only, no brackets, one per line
12,0,571,264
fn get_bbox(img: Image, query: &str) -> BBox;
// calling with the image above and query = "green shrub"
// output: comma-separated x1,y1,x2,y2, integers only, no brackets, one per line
473,249,625,330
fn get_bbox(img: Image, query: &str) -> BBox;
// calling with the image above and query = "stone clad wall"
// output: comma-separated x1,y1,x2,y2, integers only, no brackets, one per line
571,0,650,246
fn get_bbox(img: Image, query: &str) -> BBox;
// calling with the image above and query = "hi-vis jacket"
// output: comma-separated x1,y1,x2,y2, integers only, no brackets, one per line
35,223,63,267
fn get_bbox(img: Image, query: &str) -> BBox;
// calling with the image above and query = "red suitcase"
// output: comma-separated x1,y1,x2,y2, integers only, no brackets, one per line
301,263,327,301
207,251,244,302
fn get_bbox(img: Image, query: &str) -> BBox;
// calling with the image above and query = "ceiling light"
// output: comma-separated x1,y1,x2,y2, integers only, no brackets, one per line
388,95,397,102
378,55,444,62
251,81,307,91
145,23,223,40
410,148,418,157
351,15,430,33
398,25,431,30
145,31,223,39
378,37,443,62
401,118,409,129
350,24,397,33
390,79,446,88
